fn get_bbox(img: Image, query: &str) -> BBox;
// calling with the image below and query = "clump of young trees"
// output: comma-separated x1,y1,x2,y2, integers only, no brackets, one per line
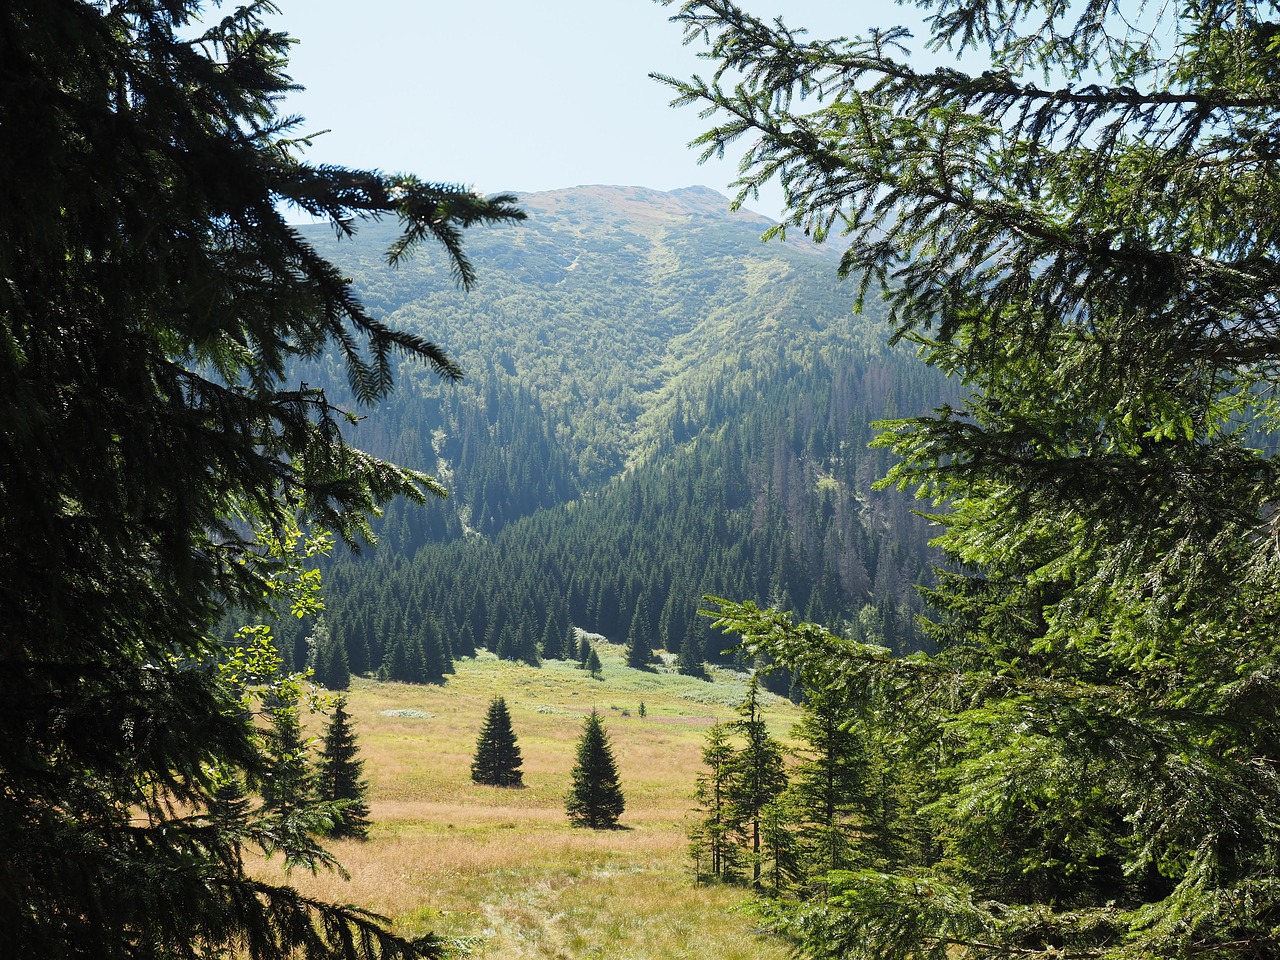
689,674,888,890
256,674,374,849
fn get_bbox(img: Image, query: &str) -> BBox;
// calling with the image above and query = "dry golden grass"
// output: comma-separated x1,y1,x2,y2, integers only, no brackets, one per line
273,646,800,959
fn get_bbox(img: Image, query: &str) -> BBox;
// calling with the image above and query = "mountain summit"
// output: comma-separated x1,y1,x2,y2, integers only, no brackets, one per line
513,184,776,229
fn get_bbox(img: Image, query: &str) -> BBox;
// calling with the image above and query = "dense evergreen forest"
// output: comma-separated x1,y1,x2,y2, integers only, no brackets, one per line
280,186,955,686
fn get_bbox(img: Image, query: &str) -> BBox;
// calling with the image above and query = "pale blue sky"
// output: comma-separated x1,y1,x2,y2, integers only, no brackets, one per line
267,1,922,219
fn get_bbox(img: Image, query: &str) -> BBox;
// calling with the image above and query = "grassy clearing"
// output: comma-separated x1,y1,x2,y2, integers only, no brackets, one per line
277,643,800,960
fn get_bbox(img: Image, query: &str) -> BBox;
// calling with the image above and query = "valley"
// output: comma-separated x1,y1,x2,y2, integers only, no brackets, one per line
278,185,957,686
279,643,802,960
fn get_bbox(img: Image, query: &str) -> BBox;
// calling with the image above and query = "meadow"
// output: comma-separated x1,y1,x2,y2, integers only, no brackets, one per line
279,640,802,960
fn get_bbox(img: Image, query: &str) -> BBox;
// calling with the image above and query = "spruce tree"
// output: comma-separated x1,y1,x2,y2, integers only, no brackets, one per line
0,2,521,955
565,710,625,829
625,599,655,668
585,646,604,679
419,618,452,683
471,697,524,788
786,686,869,877
495,622,516,661
316,697,371,840
677,616,709,678
690,723,742,882
309,617,351,692
667,0,1280,955
726,676,788,888
379,632,423,684
512,623,541,667
540,611,565,660
255,687,320,856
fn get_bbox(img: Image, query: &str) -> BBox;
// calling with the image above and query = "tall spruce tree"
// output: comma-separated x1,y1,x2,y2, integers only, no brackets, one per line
316,697,371,840
676,616,709,679
625,599,656,668
690,723,743,882
668,0,1280,955
786,686,869,877
471,697,524,788
0,2,522,956
540,611,566,660
726,676,788,888
565,710,626,829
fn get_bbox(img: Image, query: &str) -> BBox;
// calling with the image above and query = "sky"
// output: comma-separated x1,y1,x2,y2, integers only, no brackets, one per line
266,1,920,220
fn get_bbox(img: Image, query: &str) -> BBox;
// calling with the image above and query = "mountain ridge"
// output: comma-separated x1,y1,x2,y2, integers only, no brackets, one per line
281,184,955,688
509,184,778,231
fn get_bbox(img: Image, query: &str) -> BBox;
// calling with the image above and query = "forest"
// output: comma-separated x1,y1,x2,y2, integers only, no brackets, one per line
9,1,1280,959
274,186,955,691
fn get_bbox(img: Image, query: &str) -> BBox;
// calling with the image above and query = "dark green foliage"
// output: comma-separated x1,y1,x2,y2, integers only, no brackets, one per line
295,184,956,679
316,698,371,840
676,618,710,679
0,2,520,956
584,646,604,679
471,697,524,788
540,611,566,660
372,615,451,685
625,599,655,668
565,710,625,828
379,630,426,684
786,688,871,876
419,617,454,681
667,1,1280,956
309,617,351,692
510,620,541,667
577,632,593,666
758,798,803,892
690,723,743,882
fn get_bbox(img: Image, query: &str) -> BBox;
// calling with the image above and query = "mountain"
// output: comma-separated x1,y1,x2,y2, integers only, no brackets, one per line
280,185,956,689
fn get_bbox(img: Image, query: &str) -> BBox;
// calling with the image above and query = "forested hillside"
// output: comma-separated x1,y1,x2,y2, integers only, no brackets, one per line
282,186,955,685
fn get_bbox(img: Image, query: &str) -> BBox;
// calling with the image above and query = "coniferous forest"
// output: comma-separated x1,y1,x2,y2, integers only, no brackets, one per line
13,1,1280,959
271,185,955,686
